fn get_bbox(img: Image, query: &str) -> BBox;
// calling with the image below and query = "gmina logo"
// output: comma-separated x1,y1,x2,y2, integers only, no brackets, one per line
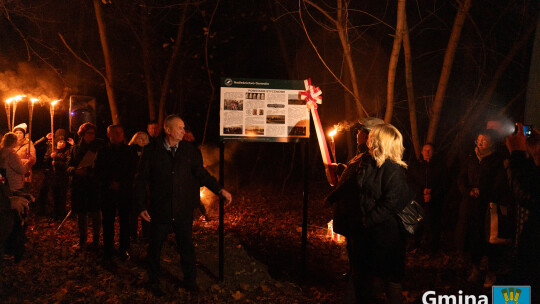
421,290,488,304
493,286,531,304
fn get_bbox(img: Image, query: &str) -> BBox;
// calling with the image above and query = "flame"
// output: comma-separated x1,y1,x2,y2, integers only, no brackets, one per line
200,187,205,198
328,128,337,138
30,98,39,103
50,99,60,107
6,94,26,104
327,220,344,243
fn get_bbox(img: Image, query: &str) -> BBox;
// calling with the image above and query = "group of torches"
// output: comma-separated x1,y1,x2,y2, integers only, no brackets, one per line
4,94,60,152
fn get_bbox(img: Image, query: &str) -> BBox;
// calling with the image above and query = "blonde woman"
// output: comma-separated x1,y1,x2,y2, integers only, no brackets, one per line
328,123,410,304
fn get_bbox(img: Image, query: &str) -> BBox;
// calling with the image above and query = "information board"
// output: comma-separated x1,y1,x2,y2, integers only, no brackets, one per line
220,77,309,142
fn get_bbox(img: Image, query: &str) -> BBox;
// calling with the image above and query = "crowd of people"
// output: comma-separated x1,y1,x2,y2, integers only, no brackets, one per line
328,119,539,304
0,114,538,301
0,115,232,296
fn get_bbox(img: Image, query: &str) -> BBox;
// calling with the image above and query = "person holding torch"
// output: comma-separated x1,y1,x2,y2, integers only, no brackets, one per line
12,123,36,192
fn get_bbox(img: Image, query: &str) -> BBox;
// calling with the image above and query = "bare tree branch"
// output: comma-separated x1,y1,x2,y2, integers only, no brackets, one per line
58,33,108,81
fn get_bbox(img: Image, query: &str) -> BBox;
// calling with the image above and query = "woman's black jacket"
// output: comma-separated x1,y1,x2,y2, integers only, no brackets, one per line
327,153,411,246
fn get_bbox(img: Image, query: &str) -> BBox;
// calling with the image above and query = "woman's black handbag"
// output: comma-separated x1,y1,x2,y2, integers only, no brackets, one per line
397,200,425,234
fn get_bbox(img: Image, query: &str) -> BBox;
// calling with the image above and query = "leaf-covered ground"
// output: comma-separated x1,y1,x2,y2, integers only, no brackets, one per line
0,172,497,303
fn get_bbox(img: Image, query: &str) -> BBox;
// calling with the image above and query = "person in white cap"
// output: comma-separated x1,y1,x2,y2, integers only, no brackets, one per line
12,123,36,191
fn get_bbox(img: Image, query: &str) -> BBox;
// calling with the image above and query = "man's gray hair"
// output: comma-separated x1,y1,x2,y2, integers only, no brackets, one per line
164,114,183,128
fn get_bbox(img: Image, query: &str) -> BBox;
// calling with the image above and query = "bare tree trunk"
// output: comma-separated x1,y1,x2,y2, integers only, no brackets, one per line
384,0,406,123
93,0,119,124
141,3,157,121
402,13,420,159
336,0,364,118
157,0,190,127
426,0,472,144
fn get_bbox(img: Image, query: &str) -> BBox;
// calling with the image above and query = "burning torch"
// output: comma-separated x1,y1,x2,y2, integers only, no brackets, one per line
4,97,12,131
7,95,26,131
50,100,59,153
328,127,337,163
26,98,39,156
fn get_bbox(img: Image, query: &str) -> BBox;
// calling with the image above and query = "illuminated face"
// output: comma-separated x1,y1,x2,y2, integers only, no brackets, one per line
421,145,433,162
357,129,368,147
14,130,24,141
164,118,185,143
108,127,124,144
147,123,160,138
83,129,96,143
136,134,148,147
476,134,492,150
57,140,66,150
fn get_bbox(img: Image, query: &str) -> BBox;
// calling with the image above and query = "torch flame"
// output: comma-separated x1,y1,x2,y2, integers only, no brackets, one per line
328,128,337,138
30,98,39,103
6,95,26,104
50,99,60,107
200,188,205,198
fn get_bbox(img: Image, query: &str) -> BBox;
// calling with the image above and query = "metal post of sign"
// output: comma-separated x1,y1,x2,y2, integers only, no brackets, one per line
301,140,309,279
219,140,225,281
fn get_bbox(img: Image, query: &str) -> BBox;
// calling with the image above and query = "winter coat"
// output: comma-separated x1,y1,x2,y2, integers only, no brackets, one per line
508,151,540,239
327,153,411,245
458,150,511,207
15,139,36,168
67,138,105,213
0,148,28,191
458,149,513,240
94,142,137,193
407,157,446,204
134,137,222,223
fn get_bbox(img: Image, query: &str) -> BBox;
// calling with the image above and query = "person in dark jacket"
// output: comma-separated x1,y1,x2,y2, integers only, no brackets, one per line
67,123,104,250
328,123,411,304
134,115,232,295
95,125,137,260
50,138,70,220
506,124,540,301
407,143,446,253
457,129,513,288
35,129,71,216
128,131,150,242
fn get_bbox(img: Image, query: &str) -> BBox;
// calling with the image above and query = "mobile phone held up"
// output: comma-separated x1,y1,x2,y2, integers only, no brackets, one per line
515,123,533,138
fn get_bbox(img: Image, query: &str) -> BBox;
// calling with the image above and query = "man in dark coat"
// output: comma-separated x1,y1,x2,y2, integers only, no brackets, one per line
95,124,137,260
134,115,232,295
407,143,446,253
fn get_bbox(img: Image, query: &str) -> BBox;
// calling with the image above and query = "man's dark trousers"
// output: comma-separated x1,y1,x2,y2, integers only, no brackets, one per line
101,189,130,255
148,213,195,284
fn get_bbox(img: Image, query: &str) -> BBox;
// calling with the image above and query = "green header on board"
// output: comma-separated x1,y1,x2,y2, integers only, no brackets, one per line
221,77,305,90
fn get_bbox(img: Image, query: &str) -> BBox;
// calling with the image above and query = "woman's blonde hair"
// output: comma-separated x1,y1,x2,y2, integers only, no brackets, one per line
367,123,407,168
129,131,150,146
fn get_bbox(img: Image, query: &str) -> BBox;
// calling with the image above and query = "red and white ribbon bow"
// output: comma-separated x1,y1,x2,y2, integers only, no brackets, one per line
299,78,322,109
